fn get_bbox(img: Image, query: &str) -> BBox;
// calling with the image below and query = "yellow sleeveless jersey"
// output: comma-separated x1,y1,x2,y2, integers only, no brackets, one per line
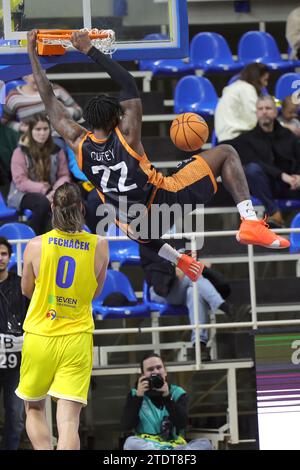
23,229,98,336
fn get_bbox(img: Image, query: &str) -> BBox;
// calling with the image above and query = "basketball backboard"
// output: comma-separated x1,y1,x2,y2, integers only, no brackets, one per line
0,0,188,63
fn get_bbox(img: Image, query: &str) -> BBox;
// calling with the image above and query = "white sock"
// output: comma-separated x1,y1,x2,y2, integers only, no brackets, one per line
237,199,258,221
158,243,180,264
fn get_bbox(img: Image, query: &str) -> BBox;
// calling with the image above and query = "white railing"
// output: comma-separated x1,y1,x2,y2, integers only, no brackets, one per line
9,226,300,358
103,227,300,364
8,225,300,445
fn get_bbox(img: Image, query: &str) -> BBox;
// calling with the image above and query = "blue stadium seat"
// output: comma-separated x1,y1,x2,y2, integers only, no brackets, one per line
4,79,26,95
0,192,32,222
238,31,294,71
92,270,150,319
107,224,140,266
190,32,243,73
139,58,193,76
0,192,18,221
211,129,218,147
143,281,188,317
251,197,300,211
174,75,218,116
0,222,36,270
275,73,300,101
139,33,193,76
290,212,300,253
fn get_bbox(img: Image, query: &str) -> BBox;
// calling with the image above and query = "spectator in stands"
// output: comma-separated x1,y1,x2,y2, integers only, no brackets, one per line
0,122,19,190
215,63,269,142
121,352,213,450
286,7,300,59
7,113,70,235
278,96,300,138
140,244,231,362
226,95,300,228
0,236,28,449
2,74,83,141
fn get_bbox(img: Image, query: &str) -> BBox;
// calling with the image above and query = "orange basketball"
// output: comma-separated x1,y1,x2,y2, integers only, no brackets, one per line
170,112,209,151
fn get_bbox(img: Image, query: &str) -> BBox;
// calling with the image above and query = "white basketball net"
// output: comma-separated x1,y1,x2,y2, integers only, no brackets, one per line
40,28,116,56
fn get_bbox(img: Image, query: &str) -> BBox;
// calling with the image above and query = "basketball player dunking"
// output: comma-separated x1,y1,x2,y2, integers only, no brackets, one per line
27,30,289,282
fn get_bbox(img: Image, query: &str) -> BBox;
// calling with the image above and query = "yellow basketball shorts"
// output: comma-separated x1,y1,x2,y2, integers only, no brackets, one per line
16,332,93,405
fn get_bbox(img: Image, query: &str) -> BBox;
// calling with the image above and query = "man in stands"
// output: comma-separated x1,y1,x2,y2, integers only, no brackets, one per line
226,95,300,228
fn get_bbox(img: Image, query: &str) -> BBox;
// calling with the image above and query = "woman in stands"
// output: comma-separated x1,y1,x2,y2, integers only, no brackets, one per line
215,63,269,142
7,113,70,235
2,74,83,138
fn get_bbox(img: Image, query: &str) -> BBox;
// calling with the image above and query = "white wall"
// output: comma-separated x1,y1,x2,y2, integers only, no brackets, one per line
187,0,300,24
23,0,112,19
22,0,300,25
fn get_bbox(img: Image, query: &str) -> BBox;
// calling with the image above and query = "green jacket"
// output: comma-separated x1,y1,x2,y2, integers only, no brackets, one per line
132,384,186,438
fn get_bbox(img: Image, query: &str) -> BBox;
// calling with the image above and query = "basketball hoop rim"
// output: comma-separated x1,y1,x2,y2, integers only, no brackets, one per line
36,28,116,56
37,29,113,41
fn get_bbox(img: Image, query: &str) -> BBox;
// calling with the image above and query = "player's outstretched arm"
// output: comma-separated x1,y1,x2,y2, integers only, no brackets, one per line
70,31,143,153
27,30,86,153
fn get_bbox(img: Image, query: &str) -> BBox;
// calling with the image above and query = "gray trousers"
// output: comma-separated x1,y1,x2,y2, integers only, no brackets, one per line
150,275,224,344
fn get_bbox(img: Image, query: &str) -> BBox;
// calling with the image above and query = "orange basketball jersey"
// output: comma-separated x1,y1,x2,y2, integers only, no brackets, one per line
78,127,161,222
77,126,217,224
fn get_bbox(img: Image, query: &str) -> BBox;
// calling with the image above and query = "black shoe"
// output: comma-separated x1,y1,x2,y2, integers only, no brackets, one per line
200,342,211,361
222,304,251,323
233,304,251,322
188,342,211,362
267,219,285,230
218,301,235,322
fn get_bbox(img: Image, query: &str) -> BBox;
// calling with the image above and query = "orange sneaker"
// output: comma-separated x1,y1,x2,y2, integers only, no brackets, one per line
236,218,290,249
177,254,204,282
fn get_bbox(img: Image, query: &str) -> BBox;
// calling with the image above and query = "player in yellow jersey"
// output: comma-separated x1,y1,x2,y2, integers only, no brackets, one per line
27,30,289,285
15,182,109,450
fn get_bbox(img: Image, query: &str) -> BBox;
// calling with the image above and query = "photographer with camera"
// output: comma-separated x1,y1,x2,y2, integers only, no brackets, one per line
121,353,212,450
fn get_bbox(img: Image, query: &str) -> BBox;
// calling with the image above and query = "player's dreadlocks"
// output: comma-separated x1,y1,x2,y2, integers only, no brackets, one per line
83,94,123,132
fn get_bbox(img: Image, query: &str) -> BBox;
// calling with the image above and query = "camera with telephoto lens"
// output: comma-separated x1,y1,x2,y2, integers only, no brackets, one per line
143,374,164,390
